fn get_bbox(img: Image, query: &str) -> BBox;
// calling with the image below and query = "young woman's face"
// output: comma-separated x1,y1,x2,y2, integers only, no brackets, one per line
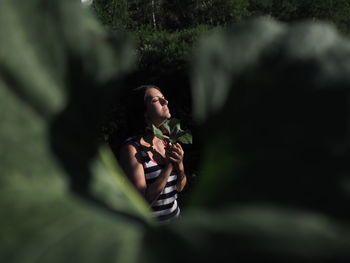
144,87,171,127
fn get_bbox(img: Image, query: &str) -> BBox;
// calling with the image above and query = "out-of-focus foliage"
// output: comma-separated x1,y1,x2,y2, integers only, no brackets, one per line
186,18,350,260
0,0,151,262
2,0,350,263
92,0,250,31
92,0,350,33
133,25,210,78
248,0,350,33
159,0,251,30
92,0,130,30
145,206,350,262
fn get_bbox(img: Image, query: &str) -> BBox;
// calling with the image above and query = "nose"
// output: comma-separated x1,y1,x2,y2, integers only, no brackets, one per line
160,97,168,106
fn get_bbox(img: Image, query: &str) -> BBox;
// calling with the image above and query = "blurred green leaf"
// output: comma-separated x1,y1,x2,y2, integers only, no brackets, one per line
185,17,350,260
190,18,350,208
145,205,350,262
191,17,285,123
0,0,152,262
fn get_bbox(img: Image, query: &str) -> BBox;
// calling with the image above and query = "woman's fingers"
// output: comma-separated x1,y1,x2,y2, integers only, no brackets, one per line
176,143,184,156
175,143,183,151
168,143,184,156
165,143,185,164
167,151,181,159
168,156,178,163
166,150,182,162
167,147,182,157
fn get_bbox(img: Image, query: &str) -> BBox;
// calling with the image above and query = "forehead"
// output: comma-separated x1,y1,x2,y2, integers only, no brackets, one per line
145,87,163,100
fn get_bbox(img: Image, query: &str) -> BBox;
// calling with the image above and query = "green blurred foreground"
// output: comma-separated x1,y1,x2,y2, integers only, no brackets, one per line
0,0,350,262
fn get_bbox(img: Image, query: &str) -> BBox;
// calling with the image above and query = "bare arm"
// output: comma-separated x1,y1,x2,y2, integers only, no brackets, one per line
119,143,174,205
175,162,187,192
166,143,187,192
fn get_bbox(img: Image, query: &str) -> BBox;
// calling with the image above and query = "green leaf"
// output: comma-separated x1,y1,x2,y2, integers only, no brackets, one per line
151,119,192,144
189,18,350,244
0,1,150,263
177,132,193,144
144,206,350,262
162,120,171,134
168,118,183,134
191,17,284,124
152,124,167,140
163,118,192,144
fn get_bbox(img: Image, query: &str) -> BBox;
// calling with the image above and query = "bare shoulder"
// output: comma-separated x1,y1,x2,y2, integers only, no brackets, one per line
120,141,138,162
120,141,136,154
119,140,146,191
119,140,145,167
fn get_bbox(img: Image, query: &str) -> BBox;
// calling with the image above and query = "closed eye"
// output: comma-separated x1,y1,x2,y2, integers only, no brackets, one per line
152,96,165,103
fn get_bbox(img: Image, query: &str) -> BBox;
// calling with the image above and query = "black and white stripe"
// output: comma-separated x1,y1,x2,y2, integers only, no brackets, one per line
126,137,180,222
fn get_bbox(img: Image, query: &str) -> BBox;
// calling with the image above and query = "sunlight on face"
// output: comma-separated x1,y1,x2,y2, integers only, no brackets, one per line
144,88,171,126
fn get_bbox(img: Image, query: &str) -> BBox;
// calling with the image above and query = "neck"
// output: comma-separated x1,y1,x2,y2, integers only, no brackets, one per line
149,118,167,129
142,129,155,146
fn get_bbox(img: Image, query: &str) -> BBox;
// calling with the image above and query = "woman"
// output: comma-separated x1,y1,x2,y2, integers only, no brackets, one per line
119,85,187,223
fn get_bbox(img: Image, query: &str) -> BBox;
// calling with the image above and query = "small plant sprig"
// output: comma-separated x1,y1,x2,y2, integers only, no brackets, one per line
152,118,192,144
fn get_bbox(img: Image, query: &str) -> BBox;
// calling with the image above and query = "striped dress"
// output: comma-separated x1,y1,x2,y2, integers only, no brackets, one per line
126,137,180,223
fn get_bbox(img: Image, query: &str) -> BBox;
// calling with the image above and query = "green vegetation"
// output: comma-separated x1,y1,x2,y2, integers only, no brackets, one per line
95,0,350,150
152,118,193,144
92,0,350,32
1,0,350,262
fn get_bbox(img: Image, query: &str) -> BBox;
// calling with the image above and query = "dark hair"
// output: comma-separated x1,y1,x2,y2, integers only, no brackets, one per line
108,85,163,160
125,85,162,137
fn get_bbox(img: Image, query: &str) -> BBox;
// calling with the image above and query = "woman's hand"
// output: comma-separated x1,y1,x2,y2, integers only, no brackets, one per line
165,142,187,192
165,143,185,172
